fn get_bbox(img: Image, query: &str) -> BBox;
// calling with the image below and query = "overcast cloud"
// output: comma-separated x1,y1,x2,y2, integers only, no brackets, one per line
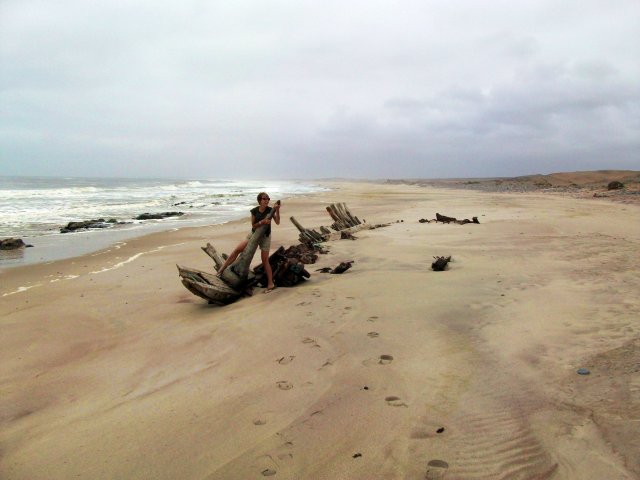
1,0,638,179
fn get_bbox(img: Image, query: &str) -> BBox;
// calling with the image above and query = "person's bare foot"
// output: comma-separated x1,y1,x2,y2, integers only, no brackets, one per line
264,285,276,293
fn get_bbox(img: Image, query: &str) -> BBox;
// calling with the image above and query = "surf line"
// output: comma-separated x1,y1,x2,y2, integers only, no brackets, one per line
2,284,42,297
90,242,185,274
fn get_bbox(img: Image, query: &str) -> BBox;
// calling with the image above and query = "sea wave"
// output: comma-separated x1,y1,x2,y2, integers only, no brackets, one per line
0,176,327,239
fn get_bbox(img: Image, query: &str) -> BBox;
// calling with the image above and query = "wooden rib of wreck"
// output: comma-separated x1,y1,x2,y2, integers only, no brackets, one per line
290,202,374,245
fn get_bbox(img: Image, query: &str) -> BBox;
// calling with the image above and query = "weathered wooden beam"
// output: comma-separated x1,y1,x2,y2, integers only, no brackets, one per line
325,205,342,230
291,216,325,244
201,243,225,270
290,216,307,233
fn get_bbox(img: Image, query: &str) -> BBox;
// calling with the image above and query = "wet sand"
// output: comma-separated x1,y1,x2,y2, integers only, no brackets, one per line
1,181,639,479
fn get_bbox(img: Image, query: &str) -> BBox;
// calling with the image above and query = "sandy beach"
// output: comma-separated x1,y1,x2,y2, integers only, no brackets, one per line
1,181,639,479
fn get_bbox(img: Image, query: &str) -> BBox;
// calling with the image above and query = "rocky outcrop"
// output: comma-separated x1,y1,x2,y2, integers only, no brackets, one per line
135,212,184,220
0,238,32,250
60,218,118,233
607,181,624,190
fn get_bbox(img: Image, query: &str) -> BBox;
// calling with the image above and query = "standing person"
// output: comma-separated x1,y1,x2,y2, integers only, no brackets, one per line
217,192,281,292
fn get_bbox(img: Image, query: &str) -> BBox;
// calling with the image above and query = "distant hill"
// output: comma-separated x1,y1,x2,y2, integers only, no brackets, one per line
513,170,640,187
386,170,640,203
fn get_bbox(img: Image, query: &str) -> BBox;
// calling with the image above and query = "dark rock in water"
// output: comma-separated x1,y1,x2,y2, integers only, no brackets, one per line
1,238,27,250
60,219,113,233
607,181,624,190
135,212,184,220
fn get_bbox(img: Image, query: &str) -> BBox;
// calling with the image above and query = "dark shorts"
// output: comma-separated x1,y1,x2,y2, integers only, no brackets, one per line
246,232,271,251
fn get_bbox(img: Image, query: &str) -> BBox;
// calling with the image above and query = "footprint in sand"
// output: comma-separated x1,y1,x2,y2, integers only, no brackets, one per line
253,419,267,426
276,381,293,390
368,316,379,322
302,337,320,348
277,356,295,365
378,354,393,364
361,354,394,367
385,396,408,407
425,459,449,479
367,332,379,338
256,455,278,477
320,359,333,369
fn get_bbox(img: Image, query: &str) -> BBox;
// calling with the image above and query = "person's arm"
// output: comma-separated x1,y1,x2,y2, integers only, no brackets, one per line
252,213,271,229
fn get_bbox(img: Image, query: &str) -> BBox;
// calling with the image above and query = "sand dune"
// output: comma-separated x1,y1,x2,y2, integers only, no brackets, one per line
1,182,638,479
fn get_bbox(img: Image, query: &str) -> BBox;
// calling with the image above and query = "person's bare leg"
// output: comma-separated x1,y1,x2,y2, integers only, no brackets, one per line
261,249,275,291
217,240,248,276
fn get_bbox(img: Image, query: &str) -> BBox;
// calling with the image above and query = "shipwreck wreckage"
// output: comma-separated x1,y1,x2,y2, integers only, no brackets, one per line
177,202,372,305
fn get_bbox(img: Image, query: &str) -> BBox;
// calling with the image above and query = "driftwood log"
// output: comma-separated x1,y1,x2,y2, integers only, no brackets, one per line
419,214,480,225
316,260,354,274
431,256,451,271
201,243,225,270
436,213,479,224
177,264,242,304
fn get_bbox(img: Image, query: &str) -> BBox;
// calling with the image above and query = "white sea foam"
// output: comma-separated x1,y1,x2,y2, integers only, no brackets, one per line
0,176,329,267
2,284,42,296
90,243,185,274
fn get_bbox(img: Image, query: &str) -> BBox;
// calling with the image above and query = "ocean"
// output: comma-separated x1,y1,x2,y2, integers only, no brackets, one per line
0,176,328,268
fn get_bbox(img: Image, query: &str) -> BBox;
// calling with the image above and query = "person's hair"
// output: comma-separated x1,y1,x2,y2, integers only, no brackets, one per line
257,192,269,202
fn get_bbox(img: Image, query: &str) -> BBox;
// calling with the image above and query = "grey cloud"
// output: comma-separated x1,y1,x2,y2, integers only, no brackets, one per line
1,0,639,178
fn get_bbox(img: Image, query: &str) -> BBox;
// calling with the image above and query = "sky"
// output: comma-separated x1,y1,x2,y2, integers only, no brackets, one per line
1,0,639,179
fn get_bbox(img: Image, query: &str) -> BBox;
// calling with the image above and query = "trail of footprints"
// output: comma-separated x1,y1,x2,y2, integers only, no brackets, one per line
261,297,415,477
267,291,559,479
409,373,557,479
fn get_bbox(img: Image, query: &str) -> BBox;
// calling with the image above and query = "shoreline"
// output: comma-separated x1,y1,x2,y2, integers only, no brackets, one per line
0,188,330,271
1,182,639,479
2,170,638,270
